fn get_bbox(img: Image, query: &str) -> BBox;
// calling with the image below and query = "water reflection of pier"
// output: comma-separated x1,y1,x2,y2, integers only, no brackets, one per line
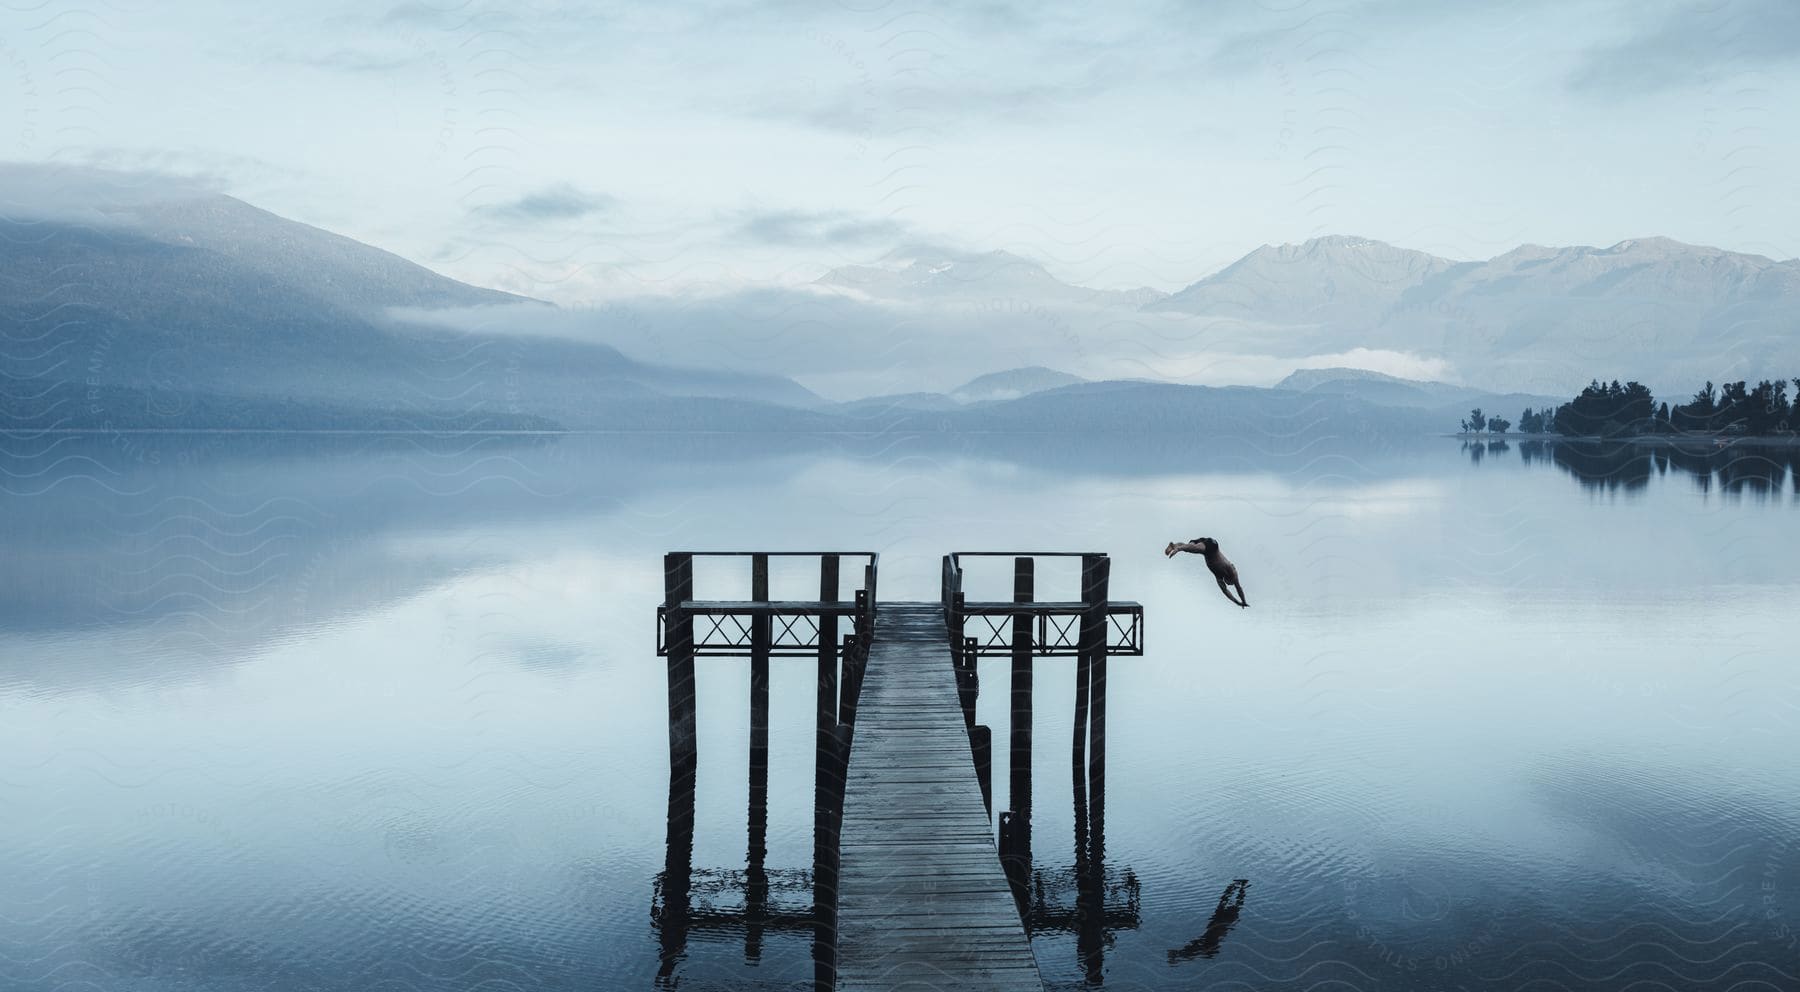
650,552,1145,990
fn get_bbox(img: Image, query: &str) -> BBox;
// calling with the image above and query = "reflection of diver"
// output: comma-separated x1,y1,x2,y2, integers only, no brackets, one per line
1168,879,1248,963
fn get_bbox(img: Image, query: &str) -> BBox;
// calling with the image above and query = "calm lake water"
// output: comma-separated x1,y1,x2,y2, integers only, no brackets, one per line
2,432,1797,991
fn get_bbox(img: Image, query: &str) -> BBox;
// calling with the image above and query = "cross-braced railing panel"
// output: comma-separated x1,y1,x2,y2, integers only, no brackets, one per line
657,606,842,656
773,612,821,648
1106,609,1143,655
952,604,1145,657
966,612,1013,652
658,551,876,658
700,612,753,650
1043,613,1079,652
940,552,1141,657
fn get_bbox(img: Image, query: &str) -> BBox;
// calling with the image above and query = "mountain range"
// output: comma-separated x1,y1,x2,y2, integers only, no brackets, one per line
0,166,814,431
3,166,1792,434
1163,234,1798,394
817,252,1165,310
811,234,1798,397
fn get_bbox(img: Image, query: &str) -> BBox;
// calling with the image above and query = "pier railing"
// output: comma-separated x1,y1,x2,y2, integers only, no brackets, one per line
941,552,1144,657
657,552,878,657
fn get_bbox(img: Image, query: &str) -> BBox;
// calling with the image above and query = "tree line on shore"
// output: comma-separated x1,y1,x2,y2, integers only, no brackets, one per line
1457,377,1800,438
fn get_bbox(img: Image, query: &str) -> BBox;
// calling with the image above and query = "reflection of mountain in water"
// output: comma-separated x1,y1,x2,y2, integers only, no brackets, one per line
0,431,1458,693
1518,439,1799,497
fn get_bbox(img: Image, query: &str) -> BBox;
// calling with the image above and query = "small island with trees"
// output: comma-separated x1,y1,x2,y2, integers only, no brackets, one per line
1455,377,1800,442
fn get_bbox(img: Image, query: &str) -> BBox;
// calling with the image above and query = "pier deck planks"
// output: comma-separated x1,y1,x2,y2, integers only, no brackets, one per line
834,603,1042,991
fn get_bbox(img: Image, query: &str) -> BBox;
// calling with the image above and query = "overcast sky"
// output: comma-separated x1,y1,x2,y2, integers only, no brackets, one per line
3,0,1798,302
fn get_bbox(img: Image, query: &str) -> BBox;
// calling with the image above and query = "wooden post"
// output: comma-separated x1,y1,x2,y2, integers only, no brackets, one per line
1071,645,1090,852
1069,674,1093,976
818,555,841,734
1081,554,1110,864
959,636,980,731
657,759,696,981
659,552,696,982
950,589,966,657
814,554,840,908
813,720,853,991
972,723,993,819
1009,556,1034,833
942,555,962,630
998,809,1031,920
1075,822,1106,983
861,562,877,644
952,579,975,731
745,825,768,963
747,553,770,960
1070,552,1107,989
1070,559,1093,856
664,553,697,804
839,632,863,738
941,555,953,625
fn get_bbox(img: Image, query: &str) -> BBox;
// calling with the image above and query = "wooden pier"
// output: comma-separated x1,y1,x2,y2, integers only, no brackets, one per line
835,602,1041,989
652,552,1144,990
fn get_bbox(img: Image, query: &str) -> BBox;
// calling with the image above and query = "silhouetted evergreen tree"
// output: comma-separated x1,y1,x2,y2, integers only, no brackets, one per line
1581,378,1800,436
1551,380,1654,437
1717,380,1750,432
1745,379,1790,434
1467,377,1799,439
1672,381,1717,432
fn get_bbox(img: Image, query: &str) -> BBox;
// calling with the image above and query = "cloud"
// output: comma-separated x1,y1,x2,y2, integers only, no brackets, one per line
375,0,541,28
1569,0,1800,93
752,73,1120,139
1193,0,1421,75
382,1,455,25
469,184,614,223
267,31,456,75
282,48,422,73
733,209,907,247
1291,348,1455,382
0,162,224,225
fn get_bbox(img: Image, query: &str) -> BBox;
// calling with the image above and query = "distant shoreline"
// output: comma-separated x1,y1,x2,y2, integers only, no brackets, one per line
1446,432,1800,449
5,428,1796,445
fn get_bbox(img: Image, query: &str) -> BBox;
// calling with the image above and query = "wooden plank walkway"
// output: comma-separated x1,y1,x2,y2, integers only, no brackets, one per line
834,603,1043,991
